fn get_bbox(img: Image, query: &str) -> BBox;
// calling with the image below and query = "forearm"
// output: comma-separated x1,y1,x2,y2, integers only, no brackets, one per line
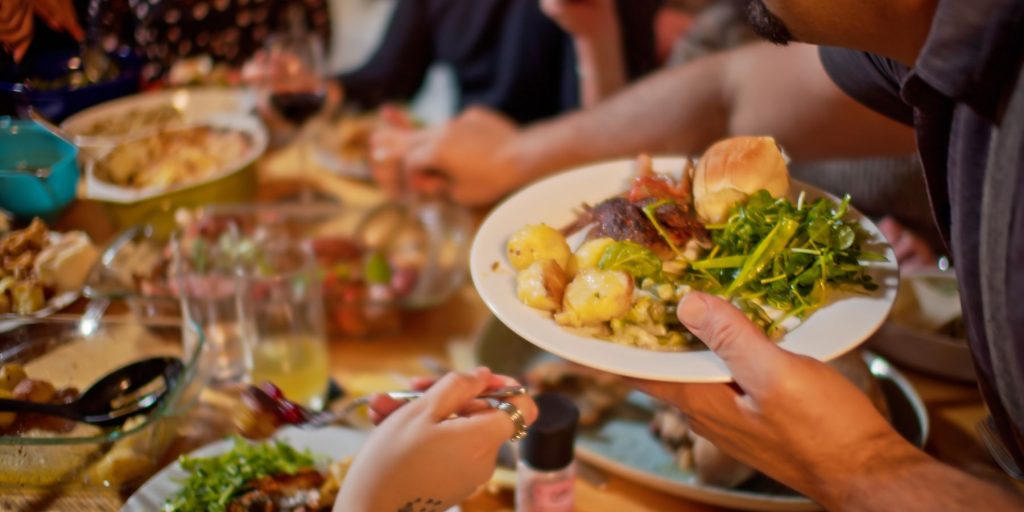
574,29,627,107
822,445,1023,511
511,48,731,183
507,42,917,185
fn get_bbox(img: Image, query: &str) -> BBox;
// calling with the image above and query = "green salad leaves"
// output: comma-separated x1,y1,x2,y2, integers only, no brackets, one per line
163,437,317,512
682,190,885,333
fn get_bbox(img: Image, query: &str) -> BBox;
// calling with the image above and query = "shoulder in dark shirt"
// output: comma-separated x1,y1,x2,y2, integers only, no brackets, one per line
818,46,915,127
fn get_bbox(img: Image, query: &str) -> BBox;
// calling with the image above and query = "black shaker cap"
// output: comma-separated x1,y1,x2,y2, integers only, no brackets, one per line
520,392,579,471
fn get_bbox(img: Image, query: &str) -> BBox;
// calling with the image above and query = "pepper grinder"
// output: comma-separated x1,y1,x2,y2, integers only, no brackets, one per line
516,392,579,512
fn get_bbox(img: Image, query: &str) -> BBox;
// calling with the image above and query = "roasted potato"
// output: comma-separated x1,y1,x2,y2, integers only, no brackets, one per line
516,259,568,312
12,378,56,404
566,237,614,277
555,268,633,327
11,280,44,315
507,224,571,271
0,364,27,391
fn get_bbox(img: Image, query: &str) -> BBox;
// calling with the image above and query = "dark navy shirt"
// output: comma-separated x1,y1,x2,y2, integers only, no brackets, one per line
338,0,660,124
820,0,1024,462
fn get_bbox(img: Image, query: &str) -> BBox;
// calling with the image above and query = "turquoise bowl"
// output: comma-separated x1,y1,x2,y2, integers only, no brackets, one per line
0,117,79,221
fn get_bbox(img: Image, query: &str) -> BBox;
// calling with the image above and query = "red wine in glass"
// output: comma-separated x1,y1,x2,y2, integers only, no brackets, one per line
270,91,326,125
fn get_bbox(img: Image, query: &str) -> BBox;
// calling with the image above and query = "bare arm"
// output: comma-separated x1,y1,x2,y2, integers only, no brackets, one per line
512,42,916,182
397,42,917,206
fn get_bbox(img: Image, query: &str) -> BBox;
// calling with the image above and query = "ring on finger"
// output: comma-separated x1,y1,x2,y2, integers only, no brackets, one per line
487,398,528,442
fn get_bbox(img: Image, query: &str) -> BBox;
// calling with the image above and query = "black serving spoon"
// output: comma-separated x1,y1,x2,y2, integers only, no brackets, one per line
0,356,184,428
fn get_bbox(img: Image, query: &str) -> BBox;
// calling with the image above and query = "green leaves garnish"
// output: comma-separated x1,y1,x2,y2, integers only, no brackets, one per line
598,241,663,281
682,190,883,327
163,437,317,512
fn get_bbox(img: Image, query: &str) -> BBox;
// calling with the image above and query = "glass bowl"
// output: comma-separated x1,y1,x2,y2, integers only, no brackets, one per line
0,313,211,489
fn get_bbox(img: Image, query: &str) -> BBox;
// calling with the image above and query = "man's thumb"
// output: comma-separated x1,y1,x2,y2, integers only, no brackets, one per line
678,293,786,388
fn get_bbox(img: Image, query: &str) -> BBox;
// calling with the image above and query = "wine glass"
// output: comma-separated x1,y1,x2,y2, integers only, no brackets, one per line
259,11,328,199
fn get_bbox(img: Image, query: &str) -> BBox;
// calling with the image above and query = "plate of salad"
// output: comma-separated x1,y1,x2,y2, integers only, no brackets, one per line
470,141,898,382
123,426,459,512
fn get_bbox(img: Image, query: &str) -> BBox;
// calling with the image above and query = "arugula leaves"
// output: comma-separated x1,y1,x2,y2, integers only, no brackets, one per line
164,437,317,512
598,241,663,281
683,190,883,324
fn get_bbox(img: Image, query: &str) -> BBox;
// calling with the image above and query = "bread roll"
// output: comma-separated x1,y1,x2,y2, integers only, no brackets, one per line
693,136,790,223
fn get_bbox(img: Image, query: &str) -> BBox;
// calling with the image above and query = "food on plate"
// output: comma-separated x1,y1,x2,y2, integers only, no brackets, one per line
516,259,567,312
165,437,350,512
650,352,889,488
509,137,885,350
0,218,97,314
692,136,790,224
507,223,572,271
78,104,183,137
524,359,630,427
0,363,80,435
94,125,251,189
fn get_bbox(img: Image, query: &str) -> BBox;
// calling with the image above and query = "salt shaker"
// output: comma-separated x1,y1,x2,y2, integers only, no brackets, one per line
516,392,580,512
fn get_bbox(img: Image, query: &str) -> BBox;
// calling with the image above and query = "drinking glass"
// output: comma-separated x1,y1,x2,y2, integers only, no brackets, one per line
236,238,330,410
172,228,249,384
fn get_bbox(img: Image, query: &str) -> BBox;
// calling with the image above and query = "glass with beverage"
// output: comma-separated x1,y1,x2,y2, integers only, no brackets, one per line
236,238,330,410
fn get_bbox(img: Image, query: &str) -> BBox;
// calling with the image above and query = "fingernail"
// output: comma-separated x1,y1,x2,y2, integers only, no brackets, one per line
679,294,708,329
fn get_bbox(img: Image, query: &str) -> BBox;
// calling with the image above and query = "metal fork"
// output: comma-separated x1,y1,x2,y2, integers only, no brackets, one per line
301,385,528,429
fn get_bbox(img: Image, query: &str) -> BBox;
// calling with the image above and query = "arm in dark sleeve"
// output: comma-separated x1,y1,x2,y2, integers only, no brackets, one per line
818,46,915,126
615,0,660,80
337,0,434,109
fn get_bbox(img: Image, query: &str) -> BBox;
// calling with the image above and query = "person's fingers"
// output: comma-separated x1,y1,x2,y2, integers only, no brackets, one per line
676,293,789,393
419,367,494,421
366,393,407,425
409,376,437,391
442,393,539,443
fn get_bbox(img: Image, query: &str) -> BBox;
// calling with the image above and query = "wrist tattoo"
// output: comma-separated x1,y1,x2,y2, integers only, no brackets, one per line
397,497,442,512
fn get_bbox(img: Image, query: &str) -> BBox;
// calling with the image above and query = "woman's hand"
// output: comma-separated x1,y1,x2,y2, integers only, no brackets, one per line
335,368,538,511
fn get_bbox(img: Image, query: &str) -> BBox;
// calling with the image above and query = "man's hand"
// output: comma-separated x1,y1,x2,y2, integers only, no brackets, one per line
374,107,527,206
336,368,537,511
631,293,922,508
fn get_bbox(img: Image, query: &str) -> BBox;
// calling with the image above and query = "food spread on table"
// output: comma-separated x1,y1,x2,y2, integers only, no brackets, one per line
508,137,885,351
0,218,98,315
78,104,184,137
164,437,350,512
94,125,252,189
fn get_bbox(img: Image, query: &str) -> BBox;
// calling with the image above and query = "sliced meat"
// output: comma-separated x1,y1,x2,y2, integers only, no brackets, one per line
228,469,329,512
587,197,669,254
636,198,708,246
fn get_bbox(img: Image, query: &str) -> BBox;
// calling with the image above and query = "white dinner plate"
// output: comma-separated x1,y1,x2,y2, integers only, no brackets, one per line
123,426,460,512
470,157,899,383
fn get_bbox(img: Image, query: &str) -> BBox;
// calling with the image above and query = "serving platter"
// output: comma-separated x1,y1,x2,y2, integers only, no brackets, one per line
123,426,460,512
476,317,928,511
470,157,899,382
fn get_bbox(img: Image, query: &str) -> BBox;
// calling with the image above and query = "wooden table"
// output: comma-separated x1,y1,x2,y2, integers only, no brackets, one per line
34,166,1017,512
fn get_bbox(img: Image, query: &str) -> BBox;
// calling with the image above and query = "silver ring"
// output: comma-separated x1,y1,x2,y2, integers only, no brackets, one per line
488,399,528,442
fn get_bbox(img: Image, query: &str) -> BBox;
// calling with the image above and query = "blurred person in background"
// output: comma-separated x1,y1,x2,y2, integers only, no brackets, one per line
374,0,1024,507
338,0,660,125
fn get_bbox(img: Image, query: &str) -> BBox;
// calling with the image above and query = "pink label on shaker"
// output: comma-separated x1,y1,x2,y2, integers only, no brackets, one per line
529,479,574,511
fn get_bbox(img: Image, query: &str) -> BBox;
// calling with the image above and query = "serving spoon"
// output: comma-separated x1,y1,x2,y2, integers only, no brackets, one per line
0,356,184,428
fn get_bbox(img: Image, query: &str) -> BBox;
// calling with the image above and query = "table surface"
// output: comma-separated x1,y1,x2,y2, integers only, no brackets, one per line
34,160,1016,512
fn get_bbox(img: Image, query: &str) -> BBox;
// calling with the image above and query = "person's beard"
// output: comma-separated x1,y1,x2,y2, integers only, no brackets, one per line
745,0,795,45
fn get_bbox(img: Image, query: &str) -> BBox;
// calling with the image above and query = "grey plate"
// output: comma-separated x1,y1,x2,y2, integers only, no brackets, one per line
475,317,929,511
